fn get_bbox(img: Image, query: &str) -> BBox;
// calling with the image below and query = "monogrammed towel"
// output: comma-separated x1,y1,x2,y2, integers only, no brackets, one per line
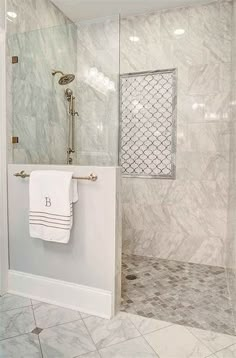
29,171,78,243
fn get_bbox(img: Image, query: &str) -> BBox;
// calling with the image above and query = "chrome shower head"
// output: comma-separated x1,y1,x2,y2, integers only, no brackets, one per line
52,70,75,85
59,73,75,85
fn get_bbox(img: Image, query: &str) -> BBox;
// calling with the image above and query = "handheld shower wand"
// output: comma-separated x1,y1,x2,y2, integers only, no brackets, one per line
65,88,79,165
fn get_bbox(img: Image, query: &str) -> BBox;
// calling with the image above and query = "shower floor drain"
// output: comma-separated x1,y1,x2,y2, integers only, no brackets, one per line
126,274,137,280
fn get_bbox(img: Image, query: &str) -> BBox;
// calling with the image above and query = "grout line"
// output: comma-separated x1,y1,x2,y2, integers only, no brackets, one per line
73,350,101,358
38,317,83,331
124,312,174,335
185,323,236,351
210,342,236,356
139,334,160,358
37,335,44,358
94,335,144,352
0,332,30,343
31,302,44,358
81,315,100,352
0,303,32,313
81,309,145,352
181,326,219,355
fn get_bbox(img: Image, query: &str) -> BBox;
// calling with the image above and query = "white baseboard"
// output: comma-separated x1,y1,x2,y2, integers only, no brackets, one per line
8,270,113,319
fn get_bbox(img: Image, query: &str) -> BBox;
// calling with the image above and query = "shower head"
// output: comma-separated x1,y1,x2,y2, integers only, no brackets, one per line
52,70,75,85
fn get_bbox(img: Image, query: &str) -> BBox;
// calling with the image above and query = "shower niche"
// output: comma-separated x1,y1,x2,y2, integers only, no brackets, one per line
120,69,177,179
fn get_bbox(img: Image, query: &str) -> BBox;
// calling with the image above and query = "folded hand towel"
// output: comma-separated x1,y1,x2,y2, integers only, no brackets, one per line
29,170,78,243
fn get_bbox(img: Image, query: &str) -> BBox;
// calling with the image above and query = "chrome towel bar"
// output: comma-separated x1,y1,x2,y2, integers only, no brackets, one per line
14,170,98,182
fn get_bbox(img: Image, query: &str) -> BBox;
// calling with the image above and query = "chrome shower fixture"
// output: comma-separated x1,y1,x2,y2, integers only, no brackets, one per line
65,88,79,165
52,69,75,85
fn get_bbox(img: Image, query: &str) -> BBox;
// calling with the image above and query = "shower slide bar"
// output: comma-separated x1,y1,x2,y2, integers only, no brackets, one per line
14,171,98,182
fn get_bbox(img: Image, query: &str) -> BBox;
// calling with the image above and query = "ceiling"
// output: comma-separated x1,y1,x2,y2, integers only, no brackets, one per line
51,0,211,22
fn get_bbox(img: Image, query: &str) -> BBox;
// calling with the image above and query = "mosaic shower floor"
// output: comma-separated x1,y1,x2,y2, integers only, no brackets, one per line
121,254,235,336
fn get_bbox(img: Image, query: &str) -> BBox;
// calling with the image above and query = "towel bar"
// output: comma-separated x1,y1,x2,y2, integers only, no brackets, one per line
14,170,98,182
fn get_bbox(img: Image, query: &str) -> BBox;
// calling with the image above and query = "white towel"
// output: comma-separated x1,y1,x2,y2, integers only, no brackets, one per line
29,170,78,243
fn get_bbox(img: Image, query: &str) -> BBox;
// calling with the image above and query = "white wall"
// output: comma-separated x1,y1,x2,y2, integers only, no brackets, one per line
8,164,121,318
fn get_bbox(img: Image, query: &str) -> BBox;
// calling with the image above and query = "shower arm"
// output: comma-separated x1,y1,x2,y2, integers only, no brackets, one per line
52,70,64,76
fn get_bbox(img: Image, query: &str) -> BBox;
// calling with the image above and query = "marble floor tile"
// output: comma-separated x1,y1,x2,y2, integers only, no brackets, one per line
99,336,158,358
127,313,172,335
77,352,101,358
121,254,235,335
80,312,92,319
32,301,81,329
215,344,236,358
83,312,140,349
0,293,31,312
188,327,236,353
39,319,96,358
0,306,36,340
0,333,42,358
144,324,212,358
31,299,43,305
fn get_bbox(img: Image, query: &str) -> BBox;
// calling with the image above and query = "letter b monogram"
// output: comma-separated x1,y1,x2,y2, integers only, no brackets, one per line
45,197,52,207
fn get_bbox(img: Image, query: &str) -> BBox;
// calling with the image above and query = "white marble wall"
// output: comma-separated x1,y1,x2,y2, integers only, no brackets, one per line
7,0,77,164
76,16,120,166
226,0,236,327
7,0,70,34
7,4,120,167
121,0,232,267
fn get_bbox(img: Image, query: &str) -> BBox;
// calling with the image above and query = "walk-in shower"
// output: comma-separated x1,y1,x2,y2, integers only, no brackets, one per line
5,0,236,355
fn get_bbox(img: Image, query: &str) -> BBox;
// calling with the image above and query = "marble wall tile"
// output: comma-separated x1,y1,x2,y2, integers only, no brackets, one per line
123,228,225,266
176,151,229,182
7,0,71,34
226,0,236,336
121,1,232,267
185,122,230,153
123,178,227,209
76,16,119,166
124,202,226,238
160,8,189,39
188,64,220,96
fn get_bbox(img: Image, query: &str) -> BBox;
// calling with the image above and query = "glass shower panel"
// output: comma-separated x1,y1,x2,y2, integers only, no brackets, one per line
7,15,120,166
75,15,120,166
7,23,77,164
